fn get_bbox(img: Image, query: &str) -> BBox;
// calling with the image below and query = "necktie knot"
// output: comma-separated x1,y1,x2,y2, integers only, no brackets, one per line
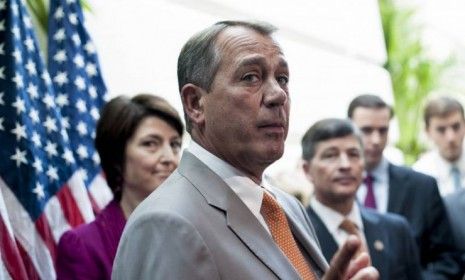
339,219,359,235
260,192,316,280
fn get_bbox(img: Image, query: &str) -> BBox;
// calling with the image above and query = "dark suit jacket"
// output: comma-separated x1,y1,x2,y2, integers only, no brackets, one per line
307,206,423,280
387,163,462,279
113,151,328,280
57,199,125,280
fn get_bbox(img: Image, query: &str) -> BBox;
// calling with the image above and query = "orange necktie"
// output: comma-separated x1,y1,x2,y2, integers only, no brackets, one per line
260,192,317,280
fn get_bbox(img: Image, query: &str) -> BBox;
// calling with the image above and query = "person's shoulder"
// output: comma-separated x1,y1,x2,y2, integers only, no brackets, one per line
362,207,410,231
389,162,436,184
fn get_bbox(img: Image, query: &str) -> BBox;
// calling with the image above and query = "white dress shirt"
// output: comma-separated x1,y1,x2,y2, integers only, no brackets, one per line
356,157,390,213
310,197,367,247
413,150,465,196
187,141,273,233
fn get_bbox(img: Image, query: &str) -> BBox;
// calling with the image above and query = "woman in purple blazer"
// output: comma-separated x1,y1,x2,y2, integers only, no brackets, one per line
57,94,184,280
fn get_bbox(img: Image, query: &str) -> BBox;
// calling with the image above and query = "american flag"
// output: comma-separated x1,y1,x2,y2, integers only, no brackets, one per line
47,0,112,211
0,0,110,278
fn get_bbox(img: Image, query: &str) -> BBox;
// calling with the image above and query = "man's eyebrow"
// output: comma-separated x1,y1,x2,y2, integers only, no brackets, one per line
237,56,267,69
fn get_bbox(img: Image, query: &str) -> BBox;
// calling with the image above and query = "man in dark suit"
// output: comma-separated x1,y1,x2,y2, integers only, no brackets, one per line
112,21,378,280
301,118,422,280
348,94,462,279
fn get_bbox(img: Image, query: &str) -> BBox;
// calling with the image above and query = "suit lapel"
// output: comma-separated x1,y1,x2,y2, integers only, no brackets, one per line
361,209,388,279
178,152,300,280
387,163,408,213
306,207,338,263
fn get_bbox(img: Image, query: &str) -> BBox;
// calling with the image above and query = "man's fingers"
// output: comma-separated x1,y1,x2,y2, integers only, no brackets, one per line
323,235,360,280
345,252,371,279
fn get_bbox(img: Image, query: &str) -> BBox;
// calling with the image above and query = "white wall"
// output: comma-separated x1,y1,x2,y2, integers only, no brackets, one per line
85,0,393,194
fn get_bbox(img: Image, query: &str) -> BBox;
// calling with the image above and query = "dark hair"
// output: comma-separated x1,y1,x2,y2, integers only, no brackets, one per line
347,94,394,119
95,93,184,201
301,118,362,161
177,20,277,132
424,96,465,128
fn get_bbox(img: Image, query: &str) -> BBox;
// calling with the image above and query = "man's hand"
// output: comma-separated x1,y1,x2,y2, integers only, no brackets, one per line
323,235,379,280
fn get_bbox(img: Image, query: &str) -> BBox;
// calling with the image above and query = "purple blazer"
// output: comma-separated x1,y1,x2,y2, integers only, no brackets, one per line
57,199,126,280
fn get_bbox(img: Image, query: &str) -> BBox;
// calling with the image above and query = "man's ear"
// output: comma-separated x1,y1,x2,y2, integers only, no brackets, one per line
302,160,314,183
181,84,206,127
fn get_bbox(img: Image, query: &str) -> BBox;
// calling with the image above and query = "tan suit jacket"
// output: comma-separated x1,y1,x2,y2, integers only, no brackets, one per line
112,151,328,279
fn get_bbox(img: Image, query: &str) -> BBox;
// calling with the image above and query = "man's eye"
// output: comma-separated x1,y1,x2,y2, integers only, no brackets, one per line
242,74,259,83
277,75,289,86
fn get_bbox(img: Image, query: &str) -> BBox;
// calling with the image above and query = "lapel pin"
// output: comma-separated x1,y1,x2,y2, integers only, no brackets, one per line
374,240,384,251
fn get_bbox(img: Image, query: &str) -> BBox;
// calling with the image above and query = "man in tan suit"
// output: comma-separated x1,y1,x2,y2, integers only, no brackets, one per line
113,21,378,280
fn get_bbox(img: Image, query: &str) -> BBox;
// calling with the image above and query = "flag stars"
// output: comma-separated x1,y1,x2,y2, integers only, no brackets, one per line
11,122,27,141
84,42,96,54
75,76,86,91
27,83,39,99
76,121,88,136
56,93,69,107
85,63,97,77
71,33,81,46
10,148,27,167
0,43,4,55
90,107,100,120
12,97,26,114
0,118,4,131
0,66,5,79
11,26,20,39
78,168,88,181
24,37,35,52
53,50,67,63
53,71,68,86
88,86,97,99
92,153,100,165
0,0,5,11
42,72,52,86
61,128,69,142
12,73,24,89
29,109,40,123
43,116,58,133
10,2,18,16
53,28,66,42
62,148,75,165
31,131,41,147
46,166,59,181
32,183,45,199
0,19,5,32
73,54,84,68
61,117,70,129
42,94,56,109
32,157,43,172
76,99,87,113
12,49,22,63
23,16,33,29
25,59,37,75
77,145,88,159
54,7,64,19
0,92,4,105
69,13,78,25
44,141,58,157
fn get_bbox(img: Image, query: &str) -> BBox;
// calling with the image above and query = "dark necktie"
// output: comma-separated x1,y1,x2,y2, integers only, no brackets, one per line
260,192,316,280
363,174,377,209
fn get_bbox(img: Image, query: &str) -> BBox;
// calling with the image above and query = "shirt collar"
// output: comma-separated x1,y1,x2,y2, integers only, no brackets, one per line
310,196,363,234
367,157,389,183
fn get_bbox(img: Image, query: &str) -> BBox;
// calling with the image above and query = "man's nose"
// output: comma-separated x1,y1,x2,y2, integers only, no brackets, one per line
263,79,288,107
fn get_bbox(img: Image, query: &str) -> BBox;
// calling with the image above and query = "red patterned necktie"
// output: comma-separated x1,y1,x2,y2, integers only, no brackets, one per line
260,192,317,280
